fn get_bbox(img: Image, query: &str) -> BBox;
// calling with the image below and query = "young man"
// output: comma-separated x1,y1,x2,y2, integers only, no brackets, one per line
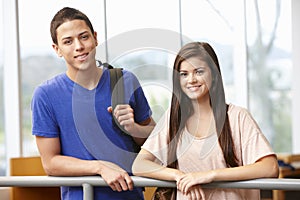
31,7,155,200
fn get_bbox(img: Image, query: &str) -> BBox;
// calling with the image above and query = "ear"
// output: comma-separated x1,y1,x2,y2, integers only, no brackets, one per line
52,43,63,57
94,31,98,46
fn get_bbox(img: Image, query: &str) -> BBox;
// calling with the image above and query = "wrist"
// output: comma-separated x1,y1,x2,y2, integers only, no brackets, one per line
174,169,185,182
93,160,104,175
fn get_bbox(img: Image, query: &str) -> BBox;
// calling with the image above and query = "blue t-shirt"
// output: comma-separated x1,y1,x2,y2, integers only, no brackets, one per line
31,68,151,200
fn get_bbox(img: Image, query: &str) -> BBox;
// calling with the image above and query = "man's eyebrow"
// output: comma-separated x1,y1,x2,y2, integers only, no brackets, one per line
61,36,71,40
61,31,89,40
78,31,89,36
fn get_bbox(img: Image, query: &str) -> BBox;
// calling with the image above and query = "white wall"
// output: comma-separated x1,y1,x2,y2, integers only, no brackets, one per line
292,0,300,153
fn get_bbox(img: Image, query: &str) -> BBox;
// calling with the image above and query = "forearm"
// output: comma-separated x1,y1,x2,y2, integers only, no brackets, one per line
42,155,103,176
135,164,182,181
131,124,155,145
177,155,279,194
132,156,183,181
130,118,156,146
212,155,279,182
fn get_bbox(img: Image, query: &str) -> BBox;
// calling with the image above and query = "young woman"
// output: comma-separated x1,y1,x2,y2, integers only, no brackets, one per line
132,42,279,199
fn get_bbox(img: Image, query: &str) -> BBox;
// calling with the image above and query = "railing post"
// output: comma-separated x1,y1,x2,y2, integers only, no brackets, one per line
82,183,94,200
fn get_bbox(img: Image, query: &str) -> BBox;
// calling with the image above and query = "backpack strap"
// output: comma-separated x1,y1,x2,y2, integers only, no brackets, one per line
109,67,125,109
102,63,126,132
101,62,124,109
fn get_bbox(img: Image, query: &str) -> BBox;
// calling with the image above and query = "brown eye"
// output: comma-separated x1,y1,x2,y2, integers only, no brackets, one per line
180,72,188,77
63,40,72,45
196,69,204,75
81,34,89,40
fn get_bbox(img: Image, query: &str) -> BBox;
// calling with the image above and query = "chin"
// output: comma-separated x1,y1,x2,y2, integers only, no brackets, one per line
187,94,200,100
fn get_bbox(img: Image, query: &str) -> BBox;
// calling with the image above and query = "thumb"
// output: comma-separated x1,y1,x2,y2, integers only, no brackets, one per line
107,106,113,113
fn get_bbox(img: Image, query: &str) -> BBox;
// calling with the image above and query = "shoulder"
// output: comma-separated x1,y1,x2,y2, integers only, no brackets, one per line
117,68,141,86
106,67,138,81
33,73,67,97
122,69,138,79
228,103,252,118
227,103,260,130
37,73,66,88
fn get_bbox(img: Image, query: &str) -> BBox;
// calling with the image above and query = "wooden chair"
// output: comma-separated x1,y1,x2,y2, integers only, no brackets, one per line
144,187,156,200
10,156,61,200
273,153,300,200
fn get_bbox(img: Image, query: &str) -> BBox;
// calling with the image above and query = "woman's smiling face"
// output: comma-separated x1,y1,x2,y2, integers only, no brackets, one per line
179,57,212,101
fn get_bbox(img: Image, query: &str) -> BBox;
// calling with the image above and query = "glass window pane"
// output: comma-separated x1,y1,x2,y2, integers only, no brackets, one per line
18,0,105,156
181,0,246,105
105,0,181,121
245,0,292,152
106,0,180,37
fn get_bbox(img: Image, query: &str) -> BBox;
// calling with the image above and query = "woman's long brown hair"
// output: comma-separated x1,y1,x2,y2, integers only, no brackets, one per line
168,42,238,168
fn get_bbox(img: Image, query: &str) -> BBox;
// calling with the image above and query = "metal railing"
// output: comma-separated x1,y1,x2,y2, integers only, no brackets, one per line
1,176,300,200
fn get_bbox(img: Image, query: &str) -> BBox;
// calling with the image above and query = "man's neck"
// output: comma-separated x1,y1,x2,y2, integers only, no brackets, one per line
66,65,103,90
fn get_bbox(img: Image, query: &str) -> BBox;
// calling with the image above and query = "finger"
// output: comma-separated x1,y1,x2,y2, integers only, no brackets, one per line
188,190,195,200
121,118,135,127
192,191,197,200
200,188,205,200
124,174,134,191
184,182,191,194
118,179,129,191
115,104,129,110
109,183,116,191
116,109,133,118
116,115,134,127
177,179,185,194
183,185,189,195
114,182,122,192
180,178,194,194
179,180,188,194
194,188,201,200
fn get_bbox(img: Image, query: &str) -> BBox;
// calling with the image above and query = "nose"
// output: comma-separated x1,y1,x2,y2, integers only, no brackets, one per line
187,73,197,83
74,39,84,51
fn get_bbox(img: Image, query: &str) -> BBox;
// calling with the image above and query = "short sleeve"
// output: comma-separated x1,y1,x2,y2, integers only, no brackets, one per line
31,86,59,137
141,109,170,165
229,105,276,165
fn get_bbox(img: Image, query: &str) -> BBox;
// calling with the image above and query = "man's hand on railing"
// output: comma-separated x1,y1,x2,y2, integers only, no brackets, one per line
97,161,133,192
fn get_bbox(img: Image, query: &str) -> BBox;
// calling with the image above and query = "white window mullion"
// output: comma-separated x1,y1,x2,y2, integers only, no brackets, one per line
3,0,22,175
233,0,248,108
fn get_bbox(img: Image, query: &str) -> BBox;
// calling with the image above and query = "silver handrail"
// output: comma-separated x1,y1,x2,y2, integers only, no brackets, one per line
1,176,300,200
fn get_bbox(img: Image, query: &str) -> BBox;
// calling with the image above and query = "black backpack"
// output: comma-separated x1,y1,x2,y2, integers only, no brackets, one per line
103,62,141,153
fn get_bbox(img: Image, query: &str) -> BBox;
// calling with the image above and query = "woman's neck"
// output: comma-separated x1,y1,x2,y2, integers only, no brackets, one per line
191,95,211,115
187,96,215,138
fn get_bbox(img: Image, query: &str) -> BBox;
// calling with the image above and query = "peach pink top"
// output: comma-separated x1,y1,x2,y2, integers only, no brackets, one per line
142,104,275,200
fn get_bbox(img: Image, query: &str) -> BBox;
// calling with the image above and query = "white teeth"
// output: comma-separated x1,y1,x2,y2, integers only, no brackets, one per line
188,85,200,89
76,54,88,60
78,55,86,59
